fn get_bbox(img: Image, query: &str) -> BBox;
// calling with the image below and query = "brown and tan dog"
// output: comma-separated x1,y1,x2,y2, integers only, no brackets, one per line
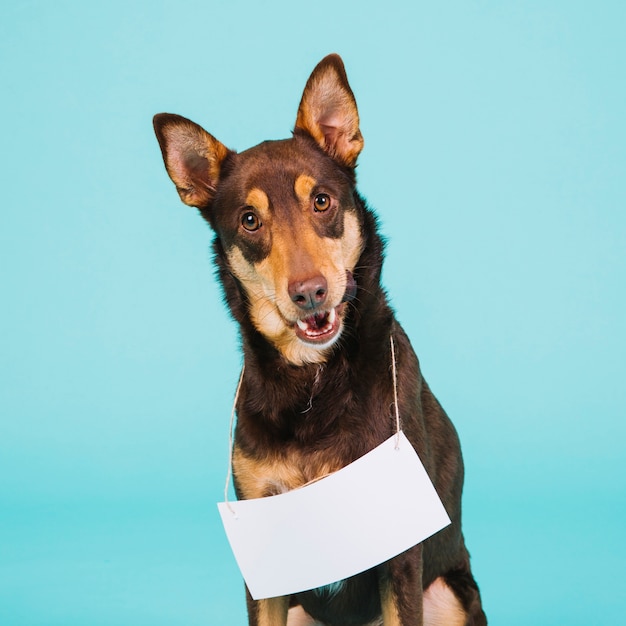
154,54,486,626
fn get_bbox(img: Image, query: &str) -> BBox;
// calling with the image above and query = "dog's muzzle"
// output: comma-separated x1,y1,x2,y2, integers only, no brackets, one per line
293,272,356,346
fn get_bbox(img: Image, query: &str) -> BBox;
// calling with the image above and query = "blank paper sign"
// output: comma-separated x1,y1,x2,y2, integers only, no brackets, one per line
217,431,450,600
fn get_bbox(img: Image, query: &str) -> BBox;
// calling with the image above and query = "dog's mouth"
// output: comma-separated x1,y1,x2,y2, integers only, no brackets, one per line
294,303,345,345
290,272,356,347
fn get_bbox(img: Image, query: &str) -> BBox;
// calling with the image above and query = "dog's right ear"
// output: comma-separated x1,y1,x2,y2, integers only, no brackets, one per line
153,113,230,208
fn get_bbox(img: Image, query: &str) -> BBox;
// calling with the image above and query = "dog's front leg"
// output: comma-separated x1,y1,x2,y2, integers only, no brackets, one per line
379,545,424,626
246,592,290,626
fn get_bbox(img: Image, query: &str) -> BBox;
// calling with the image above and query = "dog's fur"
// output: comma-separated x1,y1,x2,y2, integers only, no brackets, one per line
154,54,486,626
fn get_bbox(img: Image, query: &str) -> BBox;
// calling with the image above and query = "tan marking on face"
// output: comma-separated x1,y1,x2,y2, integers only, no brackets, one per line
257,596,289,626
225,209,363,366
245,187,270,218
294,174,316,203
233,445,342,500
341,210,364,271
423,577,467,626
261,210,362,319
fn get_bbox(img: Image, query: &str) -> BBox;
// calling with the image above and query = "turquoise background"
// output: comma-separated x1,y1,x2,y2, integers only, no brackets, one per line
1,1,624,624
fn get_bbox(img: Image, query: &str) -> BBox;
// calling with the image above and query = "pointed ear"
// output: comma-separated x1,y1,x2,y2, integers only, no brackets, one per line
294,54,364,167
153,113,230,208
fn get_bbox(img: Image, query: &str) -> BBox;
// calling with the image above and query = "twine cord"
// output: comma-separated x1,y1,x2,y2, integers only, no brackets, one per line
389,334,402,449
224,365,245,515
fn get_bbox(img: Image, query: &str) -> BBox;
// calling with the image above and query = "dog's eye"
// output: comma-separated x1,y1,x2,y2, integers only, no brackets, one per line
241,211,261,232
313,193,331,212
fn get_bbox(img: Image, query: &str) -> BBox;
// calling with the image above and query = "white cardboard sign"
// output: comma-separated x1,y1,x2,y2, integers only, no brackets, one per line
217,431,450,600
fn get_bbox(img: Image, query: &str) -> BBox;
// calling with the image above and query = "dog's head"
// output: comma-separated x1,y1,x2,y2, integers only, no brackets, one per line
154,54,366,365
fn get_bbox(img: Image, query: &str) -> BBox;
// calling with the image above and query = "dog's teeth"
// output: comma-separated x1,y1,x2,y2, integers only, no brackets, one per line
328,308,336,324
297,319,309,331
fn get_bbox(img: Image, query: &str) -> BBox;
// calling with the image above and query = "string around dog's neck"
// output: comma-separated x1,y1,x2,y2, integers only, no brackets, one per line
389,334,402,448
224,334,402,514
224,365,245,515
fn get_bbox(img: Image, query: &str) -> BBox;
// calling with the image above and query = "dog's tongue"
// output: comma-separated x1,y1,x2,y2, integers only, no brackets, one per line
298,310,331,333
310,312,329,330
296,307,338,340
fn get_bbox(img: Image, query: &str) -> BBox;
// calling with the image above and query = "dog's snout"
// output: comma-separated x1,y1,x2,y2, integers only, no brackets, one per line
289,276,328,310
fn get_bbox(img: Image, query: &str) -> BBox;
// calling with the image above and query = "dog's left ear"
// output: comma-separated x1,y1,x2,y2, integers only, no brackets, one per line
295,54,364,167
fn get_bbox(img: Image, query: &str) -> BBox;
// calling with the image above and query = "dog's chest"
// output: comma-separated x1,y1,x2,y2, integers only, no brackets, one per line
232,445,344,499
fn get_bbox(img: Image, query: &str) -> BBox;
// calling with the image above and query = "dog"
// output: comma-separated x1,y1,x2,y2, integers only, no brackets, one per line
153,54,486,626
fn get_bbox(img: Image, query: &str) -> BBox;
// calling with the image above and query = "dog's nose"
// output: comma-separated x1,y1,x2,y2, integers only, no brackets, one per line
289,276,328,310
